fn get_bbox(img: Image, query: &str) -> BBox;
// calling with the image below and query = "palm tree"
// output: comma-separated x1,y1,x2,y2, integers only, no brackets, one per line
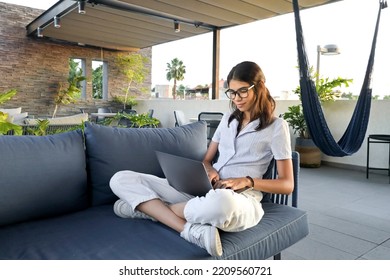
166,58,186,99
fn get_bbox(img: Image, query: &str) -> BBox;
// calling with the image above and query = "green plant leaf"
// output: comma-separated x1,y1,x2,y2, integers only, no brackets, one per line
107,112,160,128
114,53,149,109
0,89,17,105
285,67,353,139
0,89,22,135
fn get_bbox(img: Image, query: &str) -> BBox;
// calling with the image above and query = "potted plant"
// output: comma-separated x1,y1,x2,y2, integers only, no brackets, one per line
105,112,160,128
0,89,23,135
25,119,84,136
283,69,352,167
112,95,138,110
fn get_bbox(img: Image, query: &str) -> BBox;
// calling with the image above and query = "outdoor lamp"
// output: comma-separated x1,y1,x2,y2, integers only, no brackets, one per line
174,21,180,33
78,0,86,14
316,44,340,85
37,27,43,38
54,16,61,28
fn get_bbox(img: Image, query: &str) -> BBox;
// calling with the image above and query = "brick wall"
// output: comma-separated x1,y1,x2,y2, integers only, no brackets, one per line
0,2,152,117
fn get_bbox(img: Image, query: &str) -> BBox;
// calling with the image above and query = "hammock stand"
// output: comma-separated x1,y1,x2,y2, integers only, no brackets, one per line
292,0,387,157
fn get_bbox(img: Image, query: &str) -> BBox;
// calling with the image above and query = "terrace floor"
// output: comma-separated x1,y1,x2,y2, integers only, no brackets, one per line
282,164,390,260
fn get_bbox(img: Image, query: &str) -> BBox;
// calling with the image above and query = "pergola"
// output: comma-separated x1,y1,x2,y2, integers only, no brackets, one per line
26,0,342,98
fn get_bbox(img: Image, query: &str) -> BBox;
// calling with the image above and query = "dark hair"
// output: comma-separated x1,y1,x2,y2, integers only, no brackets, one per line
227,61,276,130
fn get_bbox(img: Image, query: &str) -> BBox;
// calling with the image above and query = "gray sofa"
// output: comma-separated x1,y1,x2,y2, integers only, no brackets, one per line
0,121,308,259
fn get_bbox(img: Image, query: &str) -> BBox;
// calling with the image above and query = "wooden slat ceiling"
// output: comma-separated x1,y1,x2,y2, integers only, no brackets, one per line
26,0,342,51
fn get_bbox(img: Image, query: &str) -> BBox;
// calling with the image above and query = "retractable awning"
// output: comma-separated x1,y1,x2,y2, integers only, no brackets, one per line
26,0,342,98
26,0,342,51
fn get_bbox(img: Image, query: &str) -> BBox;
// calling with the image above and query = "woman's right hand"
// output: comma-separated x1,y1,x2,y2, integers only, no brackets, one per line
202,141,220,186
206,168,220,186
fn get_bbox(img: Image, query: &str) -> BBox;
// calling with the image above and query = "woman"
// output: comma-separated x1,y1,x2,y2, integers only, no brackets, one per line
110,61,293,257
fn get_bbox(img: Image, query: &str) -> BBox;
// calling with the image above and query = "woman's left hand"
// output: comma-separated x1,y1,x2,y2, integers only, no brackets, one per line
213,177,252,192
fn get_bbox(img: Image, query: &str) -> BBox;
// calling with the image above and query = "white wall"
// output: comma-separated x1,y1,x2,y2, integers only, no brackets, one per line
322,100,390,170
136,99,390,170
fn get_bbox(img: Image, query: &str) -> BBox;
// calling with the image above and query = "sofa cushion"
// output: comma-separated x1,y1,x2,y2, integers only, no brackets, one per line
3,109,26,123
84,121,208,206
10,112,28,124
0,130,88,227
0,107,22,116
0,203,308,259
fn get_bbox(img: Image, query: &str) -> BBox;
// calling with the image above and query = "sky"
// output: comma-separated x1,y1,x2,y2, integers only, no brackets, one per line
3,0,389,98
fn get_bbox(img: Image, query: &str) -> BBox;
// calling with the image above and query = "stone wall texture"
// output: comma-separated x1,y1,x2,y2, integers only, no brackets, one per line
0,2,152,117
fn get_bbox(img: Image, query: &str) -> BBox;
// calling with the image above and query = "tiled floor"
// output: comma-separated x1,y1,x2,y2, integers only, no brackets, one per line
282,165,390,260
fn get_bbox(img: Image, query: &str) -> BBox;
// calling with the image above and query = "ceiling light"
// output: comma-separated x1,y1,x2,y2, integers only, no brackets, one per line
174,21,180,33
78,1,86,14
54,16,61,28
37,27,43,38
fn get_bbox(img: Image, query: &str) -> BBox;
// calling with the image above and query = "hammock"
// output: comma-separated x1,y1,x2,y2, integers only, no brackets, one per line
292,0,387,157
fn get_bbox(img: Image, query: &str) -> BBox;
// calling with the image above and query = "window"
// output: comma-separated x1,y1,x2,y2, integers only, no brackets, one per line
69,58,86,98
92,60,108,100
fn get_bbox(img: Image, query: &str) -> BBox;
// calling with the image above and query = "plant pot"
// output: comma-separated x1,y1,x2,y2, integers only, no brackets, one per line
295,137,322,168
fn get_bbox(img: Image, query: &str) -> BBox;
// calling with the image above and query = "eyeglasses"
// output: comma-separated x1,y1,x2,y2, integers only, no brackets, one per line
225,84,254,100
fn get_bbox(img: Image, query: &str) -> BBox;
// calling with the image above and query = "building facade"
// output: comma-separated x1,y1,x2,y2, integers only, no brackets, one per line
0,2,152,117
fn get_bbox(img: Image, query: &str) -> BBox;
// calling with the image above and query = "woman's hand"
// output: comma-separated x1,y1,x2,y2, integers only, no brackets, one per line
202,141,221,186
205,166,220,186
213,177,253,192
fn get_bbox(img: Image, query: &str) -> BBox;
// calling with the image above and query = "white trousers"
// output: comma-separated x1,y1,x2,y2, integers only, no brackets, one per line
110,170,264,232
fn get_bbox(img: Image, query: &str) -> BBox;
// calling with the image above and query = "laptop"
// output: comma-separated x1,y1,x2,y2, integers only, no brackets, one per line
155,151,213,197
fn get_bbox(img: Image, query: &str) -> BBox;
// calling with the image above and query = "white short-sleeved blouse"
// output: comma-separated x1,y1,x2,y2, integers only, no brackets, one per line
212,113,291,180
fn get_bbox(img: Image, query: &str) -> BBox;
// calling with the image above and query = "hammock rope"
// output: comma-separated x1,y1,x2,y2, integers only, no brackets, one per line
292,0,387,157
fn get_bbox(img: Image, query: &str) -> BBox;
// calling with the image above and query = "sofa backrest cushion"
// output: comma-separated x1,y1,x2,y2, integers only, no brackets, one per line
0,130,88,227
84,121,208,206
0,107,22,116
10,112,29,124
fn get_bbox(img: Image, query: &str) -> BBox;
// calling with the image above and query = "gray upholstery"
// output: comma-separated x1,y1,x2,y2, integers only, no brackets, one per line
0,203,307,260
0,121,308,260
0,131,88,227
84,121,208,206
